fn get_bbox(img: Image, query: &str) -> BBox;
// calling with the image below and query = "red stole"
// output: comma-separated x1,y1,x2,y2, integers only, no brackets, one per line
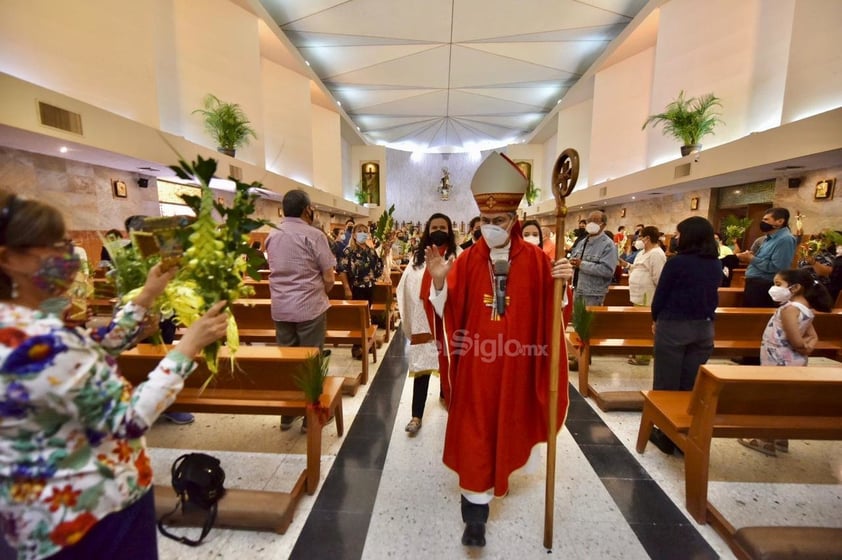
420,245,450,392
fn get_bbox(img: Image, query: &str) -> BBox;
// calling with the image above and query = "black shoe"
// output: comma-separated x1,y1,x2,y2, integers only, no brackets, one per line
568,358,579,372
461,522,486,547
648,427,676,455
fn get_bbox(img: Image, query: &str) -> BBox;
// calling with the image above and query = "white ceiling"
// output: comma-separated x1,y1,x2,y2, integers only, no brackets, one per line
260,0,648,153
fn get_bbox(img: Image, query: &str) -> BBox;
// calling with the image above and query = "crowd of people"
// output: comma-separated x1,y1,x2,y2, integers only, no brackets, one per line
2,152,841,557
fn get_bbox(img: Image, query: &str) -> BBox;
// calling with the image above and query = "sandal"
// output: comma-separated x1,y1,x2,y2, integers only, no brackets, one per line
627,357,650,366
405,417,422,435
738,438,777,457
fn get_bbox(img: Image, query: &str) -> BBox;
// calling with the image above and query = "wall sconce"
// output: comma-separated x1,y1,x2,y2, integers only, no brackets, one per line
690,197,699,211
620,208,626,218
438,167,452,201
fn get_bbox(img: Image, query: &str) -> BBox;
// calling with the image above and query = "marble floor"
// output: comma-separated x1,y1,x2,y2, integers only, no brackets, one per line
144,329,842,560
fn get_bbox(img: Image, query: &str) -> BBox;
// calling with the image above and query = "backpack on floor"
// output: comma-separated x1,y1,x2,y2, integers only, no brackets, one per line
157,452,226,546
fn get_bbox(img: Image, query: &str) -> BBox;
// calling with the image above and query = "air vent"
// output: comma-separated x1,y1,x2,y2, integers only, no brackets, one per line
38,102,83,135
598,186,607,198
773,165,805,171
674,163,692,178
229,165,242,181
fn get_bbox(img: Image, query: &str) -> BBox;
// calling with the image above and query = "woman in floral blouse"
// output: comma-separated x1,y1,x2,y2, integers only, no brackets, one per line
0,193,229,560
337,223,383,359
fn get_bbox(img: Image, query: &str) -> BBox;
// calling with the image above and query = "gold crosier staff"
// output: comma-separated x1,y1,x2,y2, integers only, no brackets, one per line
544,148,579,549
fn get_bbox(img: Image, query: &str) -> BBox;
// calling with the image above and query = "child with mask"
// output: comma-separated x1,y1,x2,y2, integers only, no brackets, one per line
738,268,832,456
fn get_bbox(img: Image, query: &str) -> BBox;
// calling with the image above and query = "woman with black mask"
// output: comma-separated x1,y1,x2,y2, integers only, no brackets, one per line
396,213,460,435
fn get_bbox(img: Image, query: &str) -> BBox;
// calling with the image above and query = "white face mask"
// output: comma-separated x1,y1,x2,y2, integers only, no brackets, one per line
837,246,842,257
768,285,792,303
523,234,541,246
585,222,601,235
481,224,509,248
355,232,369,244
634,239,645,251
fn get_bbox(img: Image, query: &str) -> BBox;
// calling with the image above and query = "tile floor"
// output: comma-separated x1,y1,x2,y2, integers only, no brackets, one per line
145,329,842,559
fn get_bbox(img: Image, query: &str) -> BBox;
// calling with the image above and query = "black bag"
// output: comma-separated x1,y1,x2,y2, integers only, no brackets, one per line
157,452,226,546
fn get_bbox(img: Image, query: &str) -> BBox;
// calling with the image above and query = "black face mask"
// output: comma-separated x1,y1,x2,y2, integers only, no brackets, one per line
759,221,775,233
429,230,449,246
575,227,585,237
472,230,482,240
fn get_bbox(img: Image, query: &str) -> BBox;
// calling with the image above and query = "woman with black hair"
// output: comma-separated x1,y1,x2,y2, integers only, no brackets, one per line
648,216,723,454
396,213,460,435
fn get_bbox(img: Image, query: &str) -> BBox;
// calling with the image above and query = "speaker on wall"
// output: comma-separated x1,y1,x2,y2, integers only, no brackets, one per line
138,178,149,188
788,177,802,189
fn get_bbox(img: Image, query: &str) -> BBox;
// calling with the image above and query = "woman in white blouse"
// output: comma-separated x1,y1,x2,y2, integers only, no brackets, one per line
627,225,666,365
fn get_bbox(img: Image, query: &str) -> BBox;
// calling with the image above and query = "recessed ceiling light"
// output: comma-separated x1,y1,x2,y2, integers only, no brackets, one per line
336,101,341,106
59,146,68,153
305,60,310,66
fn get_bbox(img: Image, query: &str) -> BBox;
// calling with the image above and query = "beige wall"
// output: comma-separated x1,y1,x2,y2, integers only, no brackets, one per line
311,105,342,196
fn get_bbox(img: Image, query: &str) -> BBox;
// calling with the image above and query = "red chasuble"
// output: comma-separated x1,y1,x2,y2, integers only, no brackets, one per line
440,224,572,496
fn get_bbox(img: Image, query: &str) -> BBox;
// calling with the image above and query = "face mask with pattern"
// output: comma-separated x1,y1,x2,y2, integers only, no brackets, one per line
31,252,81,297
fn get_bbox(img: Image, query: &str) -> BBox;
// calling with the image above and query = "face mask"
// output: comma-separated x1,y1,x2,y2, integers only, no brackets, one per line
836,246,842,257
472,230,482,240
576,227,586,236
759,221,775,233
355,232,368,244
31,253,81,297
481,224,509,248
634,240,645,251
768,285,792,303
524,235,541,246
585,222,601,235
428,230,449,247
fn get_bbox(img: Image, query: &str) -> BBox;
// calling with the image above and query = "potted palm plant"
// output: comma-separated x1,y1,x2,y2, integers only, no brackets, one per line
193,94,257,158
525,180,541,206
642,91,723,156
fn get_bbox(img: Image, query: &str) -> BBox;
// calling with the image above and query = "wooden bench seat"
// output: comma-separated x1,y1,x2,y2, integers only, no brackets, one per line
226,299,378,394
603,286,744,307
634,364,842,555
118,344,344,534
573,306,842,411
370,282,395,341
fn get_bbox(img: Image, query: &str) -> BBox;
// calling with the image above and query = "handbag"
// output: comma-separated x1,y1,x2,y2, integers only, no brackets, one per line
157,452,226,546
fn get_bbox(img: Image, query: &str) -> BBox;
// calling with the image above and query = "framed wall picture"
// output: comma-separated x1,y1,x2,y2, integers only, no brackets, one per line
112,179,127,198
814,178,835,200
690,197,699,210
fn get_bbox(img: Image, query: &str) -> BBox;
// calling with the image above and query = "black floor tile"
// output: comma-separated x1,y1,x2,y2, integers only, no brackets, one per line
332,432,390,470
312,466,383,514
565,419,622,446
628,522,719,560
601,479,689,525
578,444,652,479
289,510,371,560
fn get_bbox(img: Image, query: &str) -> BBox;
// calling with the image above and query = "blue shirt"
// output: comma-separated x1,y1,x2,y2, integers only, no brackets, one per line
746,227,797,281
651,253,722,321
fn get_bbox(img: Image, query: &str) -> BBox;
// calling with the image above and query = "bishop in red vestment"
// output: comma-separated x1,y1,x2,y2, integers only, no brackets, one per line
426,152,573,548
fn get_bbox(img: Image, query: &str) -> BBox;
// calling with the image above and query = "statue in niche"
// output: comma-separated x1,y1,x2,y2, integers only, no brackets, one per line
439,167,452,201
361,162,380,206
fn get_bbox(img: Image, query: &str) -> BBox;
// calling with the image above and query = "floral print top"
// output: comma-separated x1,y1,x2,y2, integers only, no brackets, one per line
338,245,383,289
761,301,814,366
0,301,196,560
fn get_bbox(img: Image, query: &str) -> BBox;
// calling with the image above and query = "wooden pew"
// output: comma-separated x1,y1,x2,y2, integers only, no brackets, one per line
118,344,345,533
370,282,394,342
603,286,744,307
242,279,271,299
328,281,346,300
634,364,842,548
573,306,842,411
730,267,746,288
325,300,378,391
228,299,378,394
835,289,842,310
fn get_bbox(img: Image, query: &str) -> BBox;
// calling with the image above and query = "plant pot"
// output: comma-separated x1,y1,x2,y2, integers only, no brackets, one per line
217,147,236,157
681,144,701,157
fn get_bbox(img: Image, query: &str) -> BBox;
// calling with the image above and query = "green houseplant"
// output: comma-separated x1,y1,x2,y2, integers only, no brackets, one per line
525,180,541,206
642,91,723,156
193,94,257,157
